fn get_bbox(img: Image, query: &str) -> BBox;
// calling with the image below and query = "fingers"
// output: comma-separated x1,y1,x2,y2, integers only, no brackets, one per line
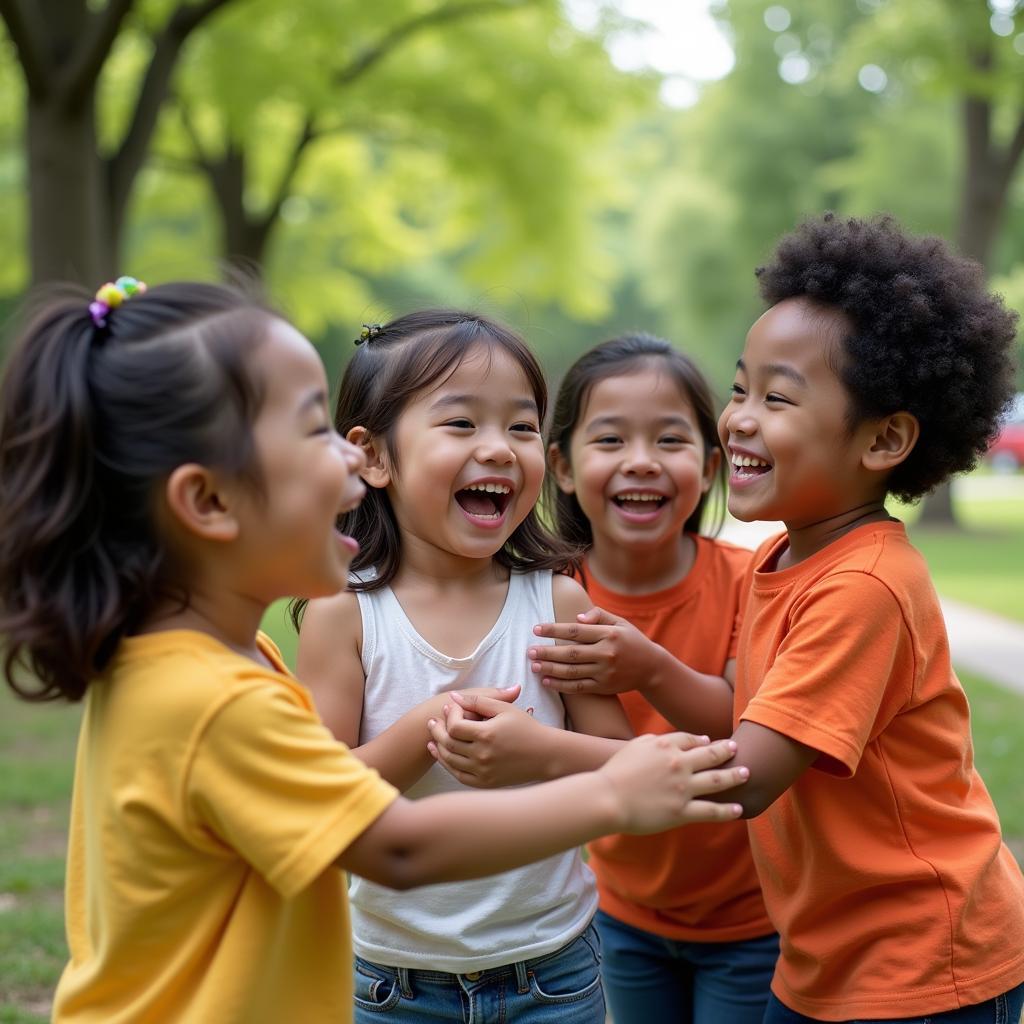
668,735,737,767
686,764,750,797
426,717,477,758
528,645,604,669
677,799,745,822
665,732,711,752
531,622,610,644
449,692,519,720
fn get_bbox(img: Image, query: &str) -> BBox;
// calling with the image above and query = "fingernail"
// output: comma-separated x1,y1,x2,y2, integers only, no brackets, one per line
528,648,537,659
451,692,461,700
428,718,436,727
727,740,737,751
699,735,710,744
738,767,750,779
732,804,743,816
533,625,543,635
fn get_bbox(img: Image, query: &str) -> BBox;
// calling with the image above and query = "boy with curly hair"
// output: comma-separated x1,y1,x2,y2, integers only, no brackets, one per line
533,213,1024,1022
719,213,1024,1023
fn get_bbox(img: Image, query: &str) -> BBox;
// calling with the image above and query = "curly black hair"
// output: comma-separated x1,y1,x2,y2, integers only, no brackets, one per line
756,213,1019,501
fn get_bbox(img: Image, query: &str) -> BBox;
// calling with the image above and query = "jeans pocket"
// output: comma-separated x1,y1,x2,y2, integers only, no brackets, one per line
528,932,604,1006
353,960,402,1012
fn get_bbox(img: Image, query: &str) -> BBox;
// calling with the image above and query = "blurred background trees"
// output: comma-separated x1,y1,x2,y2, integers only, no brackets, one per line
2,0,1022,515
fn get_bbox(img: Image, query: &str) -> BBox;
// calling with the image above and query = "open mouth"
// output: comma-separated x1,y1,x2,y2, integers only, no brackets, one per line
612,492,667,515
454,481,513,521
731,454,772,479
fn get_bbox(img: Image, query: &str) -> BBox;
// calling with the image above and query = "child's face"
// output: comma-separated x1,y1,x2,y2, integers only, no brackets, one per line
553,367,715,554
236,320,366,599
384,344,546,564
718,297,880,528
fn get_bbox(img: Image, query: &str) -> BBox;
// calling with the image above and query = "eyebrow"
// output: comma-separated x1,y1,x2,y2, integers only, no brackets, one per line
585,414,694,431
430,393,538,413
736,358,807,388
298,389,328,414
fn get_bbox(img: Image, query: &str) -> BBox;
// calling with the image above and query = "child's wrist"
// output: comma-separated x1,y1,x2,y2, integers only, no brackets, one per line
641,643,672,696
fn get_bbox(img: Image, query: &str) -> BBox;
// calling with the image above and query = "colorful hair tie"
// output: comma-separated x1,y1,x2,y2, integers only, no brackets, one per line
89,275,147,328
355,323,383,346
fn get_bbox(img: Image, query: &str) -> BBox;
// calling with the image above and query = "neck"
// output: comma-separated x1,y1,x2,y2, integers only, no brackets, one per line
780,499,891,568
392,530,507,591
139,583,269,664
585,532,696,595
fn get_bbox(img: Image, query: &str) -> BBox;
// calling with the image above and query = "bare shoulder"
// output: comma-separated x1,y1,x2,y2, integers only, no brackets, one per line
551,571,592,620
297,589,362,668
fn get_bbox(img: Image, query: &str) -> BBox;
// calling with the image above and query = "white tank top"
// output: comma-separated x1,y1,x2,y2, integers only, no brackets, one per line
349,569,598,972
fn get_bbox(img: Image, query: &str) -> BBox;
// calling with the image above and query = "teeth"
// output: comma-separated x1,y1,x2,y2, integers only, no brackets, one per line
464,482,511,494
731,455,770,469
617,492,663,502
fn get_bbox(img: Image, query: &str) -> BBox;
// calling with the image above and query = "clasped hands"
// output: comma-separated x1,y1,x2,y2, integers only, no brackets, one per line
427,606,665,788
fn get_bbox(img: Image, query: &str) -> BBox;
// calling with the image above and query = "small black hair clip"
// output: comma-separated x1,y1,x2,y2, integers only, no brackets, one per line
355,323,383,346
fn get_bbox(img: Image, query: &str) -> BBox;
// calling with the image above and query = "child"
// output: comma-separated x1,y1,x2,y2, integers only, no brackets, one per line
429,333,779,1023
0,281,749,1024
531,215,1024,1022
296,310,692,1023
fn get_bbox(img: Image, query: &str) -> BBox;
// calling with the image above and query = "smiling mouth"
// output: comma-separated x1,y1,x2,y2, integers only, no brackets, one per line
731,454,772,478
612,493,667,513
454,482,513,520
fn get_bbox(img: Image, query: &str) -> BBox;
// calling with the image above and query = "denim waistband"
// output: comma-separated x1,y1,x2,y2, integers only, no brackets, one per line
357,921,598,996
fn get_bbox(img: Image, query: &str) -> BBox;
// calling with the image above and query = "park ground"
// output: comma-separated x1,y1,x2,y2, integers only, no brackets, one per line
1,474,1023,1022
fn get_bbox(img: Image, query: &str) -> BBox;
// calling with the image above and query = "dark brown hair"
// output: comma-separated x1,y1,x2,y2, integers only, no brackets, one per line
545,332,726,549
0,282,277,701
291,309,575,627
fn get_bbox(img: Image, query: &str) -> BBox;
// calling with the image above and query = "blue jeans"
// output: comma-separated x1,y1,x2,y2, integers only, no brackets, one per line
353,921,605,1023
761,982,1024,1023
595,907,779,1024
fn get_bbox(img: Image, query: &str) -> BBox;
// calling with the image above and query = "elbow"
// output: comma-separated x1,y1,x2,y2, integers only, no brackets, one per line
736,782,784,820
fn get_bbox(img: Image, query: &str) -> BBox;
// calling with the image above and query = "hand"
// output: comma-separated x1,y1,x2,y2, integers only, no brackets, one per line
427,692,547,788
446,684,521,722
529,606,665,696
600,733,747,833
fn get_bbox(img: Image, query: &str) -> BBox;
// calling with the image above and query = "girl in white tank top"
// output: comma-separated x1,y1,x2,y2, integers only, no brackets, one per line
296,311,634,1023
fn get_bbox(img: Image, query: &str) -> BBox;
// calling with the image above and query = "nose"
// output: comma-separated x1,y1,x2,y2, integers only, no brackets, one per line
475,428,516,466
337,434,367,474
722,401,757,439
621,441,659,476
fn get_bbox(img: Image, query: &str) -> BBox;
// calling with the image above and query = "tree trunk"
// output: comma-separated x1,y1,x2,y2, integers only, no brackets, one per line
26,94,109,285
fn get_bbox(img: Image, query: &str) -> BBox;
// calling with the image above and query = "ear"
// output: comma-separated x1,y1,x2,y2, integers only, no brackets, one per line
701,446,722,494
347,425,391,488
547,442,575,495
164,464,240,543
861,412,919,473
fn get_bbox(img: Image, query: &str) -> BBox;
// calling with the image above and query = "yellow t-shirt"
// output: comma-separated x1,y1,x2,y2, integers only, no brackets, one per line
53,630,398,1024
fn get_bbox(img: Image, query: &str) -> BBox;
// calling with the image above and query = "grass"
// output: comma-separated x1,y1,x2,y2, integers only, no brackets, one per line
897,478,1024,623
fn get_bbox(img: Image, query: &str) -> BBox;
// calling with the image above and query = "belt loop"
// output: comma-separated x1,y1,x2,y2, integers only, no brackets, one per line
515,959,529,994
397,966,413,999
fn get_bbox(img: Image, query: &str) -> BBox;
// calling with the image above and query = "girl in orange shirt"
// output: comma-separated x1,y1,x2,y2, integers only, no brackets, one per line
430,333,778,1024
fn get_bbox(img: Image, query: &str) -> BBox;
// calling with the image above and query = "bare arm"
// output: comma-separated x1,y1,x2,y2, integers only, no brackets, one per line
705,720,818,818
338,732,748,889
551,574,634,740
530,606,735,738
297,591,518,791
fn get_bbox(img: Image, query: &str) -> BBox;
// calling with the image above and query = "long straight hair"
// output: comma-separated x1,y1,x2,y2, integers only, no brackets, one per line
545,333,726,550
292,309,577,628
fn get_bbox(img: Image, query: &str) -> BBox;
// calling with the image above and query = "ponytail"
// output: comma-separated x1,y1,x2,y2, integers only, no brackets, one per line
0,282,275,700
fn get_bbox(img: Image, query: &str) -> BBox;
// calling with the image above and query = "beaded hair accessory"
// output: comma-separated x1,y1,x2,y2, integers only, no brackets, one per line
89,276,147,328
355,323,383,346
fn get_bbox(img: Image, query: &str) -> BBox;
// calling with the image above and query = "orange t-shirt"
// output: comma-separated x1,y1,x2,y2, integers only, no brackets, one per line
736,521,1024,1020
581,535,774,942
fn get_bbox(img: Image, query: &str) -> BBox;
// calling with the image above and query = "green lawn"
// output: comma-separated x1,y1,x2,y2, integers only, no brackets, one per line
897,481,1024,623
2,660,1023,1021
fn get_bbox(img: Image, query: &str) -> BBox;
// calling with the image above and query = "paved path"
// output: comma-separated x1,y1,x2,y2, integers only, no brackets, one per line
718,518,1024,699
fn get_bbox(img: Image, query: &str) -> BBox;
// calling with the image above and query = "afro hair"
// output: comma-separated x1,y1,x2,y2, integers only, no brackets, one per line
756,213,1019,501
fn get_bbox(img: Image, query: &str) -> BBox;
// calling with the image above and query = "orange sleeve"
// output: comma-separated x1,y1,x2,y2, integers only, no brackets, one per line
740,570,915,777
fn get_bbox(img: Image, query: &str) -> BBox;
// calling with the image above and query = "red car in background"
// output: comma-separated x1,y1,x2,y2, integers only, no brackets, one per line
988,393,1024,472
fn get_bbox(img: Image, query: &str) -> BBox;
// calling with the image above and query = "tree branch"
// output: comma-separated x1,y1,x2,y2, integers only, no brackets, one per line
336,0,531,86
106,0,238,213
259,116,317,230
0,0,51,96
998,110,1024,192
60,0,133,104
